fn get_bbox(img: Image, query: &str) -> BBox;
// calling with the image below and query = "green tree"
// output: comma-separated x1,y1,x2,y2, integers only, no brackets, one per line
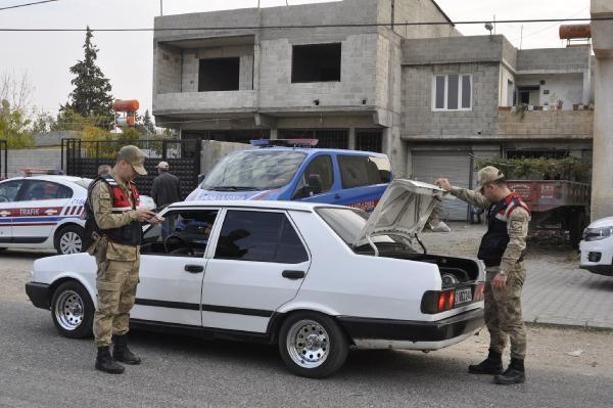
142,110,155,136
63,27,113,127
0,99,34,148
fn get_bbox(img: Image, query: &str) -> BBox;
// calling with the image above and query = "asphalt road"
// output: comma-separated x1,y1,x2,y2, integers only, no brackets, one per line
1,251,612,408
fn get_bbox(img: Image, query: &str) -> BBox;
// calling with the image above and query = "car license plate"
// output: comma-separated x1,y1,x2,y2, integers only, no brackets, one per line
455,287,472,306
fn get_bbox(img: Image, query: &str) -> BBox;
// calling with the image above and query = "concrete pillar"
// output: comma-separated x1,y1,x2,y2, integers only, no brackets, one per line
348,128,356,149
590,0,613,220
270,128,278,140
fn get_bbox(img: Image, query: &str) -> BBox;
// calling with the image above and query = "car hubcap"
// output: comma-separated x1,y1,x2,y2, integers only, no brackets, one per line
54,290,84,331
60,232,82,254
287,319,330,369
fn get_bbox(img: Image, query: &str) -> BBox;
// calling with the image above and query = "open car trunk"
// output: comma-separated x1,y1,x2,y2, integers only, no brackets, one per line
352,179,482,287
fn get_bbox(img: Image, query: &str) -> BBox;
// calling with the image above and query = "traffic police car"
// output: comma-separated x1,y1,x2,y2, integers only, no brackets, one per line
0,175,155,255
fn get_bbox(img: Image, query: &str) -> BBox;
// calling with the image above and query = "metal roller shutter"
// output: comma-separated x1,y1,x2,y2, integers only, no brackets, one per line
411,150,472,221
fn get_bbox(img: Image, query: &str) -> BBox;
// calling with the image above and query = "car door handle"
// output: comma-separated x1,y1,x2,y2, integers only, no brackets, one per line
184,264,204,273
334,194,341,199
282,270,305,280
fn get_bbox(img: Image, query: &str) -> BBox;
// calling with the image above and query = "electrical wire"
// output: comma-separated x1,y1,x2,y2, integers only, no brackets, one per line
0,17,610,32
0,0,58,12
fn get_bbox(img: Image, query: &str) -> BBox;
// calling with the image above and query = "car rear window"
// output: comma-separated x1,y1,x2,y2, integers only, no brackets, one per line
338,155,391,188
316,207,368,245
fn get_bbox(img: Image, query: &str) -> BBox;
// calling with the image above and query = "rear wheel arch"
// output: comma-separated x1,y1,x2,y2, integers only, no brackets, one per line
269,309,354,345
53,223,86,254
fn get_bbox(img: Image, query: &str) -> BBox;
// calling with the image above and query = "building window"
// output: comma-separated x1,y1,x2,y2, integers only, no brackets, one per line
198,58,240,92
432,74,472,111
291,43,341,83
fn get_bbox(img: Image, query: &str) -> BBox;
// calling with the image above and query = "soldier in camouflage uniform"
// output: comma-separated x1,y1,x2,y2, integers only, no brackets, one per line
435,166,530,385
85,145,161,374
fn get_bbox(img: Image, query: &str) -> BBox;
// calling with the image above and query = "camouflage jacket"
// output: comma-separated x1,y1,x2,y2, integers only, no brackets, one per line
450,187,530,275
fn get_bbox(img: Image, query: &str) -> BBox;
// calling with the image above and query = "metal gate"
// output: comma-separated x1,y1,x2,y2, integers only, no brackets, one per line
61,138,201,198
0,140,7,179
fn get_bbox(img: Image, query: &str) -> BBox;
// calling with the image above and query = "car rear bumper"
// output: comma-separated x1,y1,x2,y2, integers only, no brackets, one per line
338,308,484,347
580,265,613,276
25,282,51,309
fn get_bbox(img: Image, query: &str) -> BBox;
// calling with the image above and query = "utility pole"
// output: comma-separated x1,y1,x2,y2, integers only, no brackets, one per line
160,0,163,16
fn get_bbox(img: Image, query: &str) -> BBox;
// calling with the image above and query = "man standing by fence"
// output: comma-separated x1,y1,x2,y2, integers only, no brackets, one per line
151,161,181,211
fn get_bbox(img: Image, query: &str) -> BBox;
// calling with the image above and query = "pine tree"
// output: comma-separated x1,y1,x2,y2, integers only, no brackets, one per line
142,110,156,136
64,27,113,127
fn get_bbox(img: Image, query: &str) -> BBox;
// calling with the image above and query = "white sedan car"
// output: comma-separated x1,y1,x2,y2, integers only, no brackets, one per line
0,175,155,255
26,179,485,378
579,216,613,277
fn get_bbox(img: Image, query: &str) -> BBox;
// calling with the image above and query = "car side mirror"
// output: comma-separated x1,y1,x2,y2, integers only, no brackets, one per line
197,174,206,184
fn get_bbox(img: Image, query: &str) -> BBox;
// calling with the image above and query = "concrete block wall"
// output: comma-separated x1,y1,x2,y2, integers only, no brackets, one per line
495,110,593,138
402,62,500,138
6,148,62,177
200,140,251,176
402,36,506,66
155,44,182,94
378,0,460,39
517,47,591,73
257,33,380,110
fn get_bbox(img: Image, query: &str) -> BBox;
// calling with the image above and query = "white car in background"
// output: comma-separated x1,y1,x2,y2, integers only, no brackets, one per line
580,216,613,277
0,175,156,255
26,179,485,378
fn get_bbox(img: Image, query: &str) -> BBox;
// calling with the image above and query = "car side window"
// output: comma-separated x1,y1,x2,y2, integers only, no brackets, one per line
0,180,23,203
215,210,308,263
19,181,72,201
293,155,334,199
141,209,218,258
338,155,391,189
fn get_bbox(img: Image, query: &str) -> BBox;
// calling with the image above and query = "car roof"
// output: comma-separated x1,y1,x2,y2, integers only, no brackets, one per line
168,199,351,212
239,147,388,158
2,175,92,184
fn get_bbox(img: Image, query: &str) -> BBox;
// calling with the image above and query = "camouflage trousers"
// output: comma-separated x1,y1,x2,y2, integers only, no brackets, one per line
93,258,140,348
484,264,527,360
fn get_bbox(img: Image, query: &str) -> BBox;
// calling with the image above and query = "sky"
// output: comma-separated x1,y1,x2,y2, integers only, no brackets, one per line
0,0,591,119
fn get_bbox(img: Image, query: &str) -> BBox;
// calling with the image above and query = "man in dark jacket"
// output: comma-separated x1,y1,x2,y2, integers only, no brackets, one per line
151,161,181,210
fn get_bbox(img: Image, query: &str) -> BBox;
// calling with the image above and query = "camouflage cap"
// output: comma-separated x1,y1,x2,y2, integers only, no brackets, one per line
117,145,147,176
476,166,505,192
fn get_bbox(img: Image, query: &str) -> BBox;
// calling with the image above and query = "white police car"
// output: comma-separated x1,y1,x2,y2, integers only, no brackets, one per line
26,179,485,378
580,216,613,276
0,175,155,255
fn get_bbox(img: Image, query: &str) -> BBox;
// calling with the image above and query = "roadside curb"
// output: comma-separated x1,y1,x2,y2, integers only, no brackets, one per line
525,320,613,333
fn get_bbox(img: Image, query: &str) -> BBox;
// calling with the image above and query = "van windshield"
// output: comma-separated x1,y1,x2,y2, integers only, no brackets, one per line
201,150,307,191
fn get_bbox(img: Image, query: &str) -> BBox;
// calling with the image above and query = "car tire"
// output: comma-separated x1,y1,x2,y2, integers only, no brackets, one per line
278,311,349,378
50,281,94,339
54,225,85,255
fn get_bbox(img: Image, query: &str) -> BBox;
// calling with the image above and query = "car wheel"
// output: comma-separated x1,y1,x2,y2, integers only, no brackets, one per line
50,281,94,338
54,225,85,255
278,312,349,378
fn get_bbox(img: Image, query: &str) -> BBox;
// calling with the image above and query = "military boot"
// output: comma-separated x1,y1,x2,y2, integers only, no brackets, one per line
95,346,125,374
494,358,525,385
468,349,503,375
112,335,142,365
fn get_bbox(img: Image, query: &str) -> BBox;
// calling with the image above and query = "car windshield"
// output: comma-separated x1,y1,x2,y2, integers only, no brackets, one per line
316,207,411,250
201,150,306,191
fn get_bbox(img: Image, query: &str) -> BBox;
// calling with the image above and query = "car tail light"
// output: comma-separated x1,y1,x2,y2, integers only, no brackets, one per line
421,283,484,314
423,289,455,314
